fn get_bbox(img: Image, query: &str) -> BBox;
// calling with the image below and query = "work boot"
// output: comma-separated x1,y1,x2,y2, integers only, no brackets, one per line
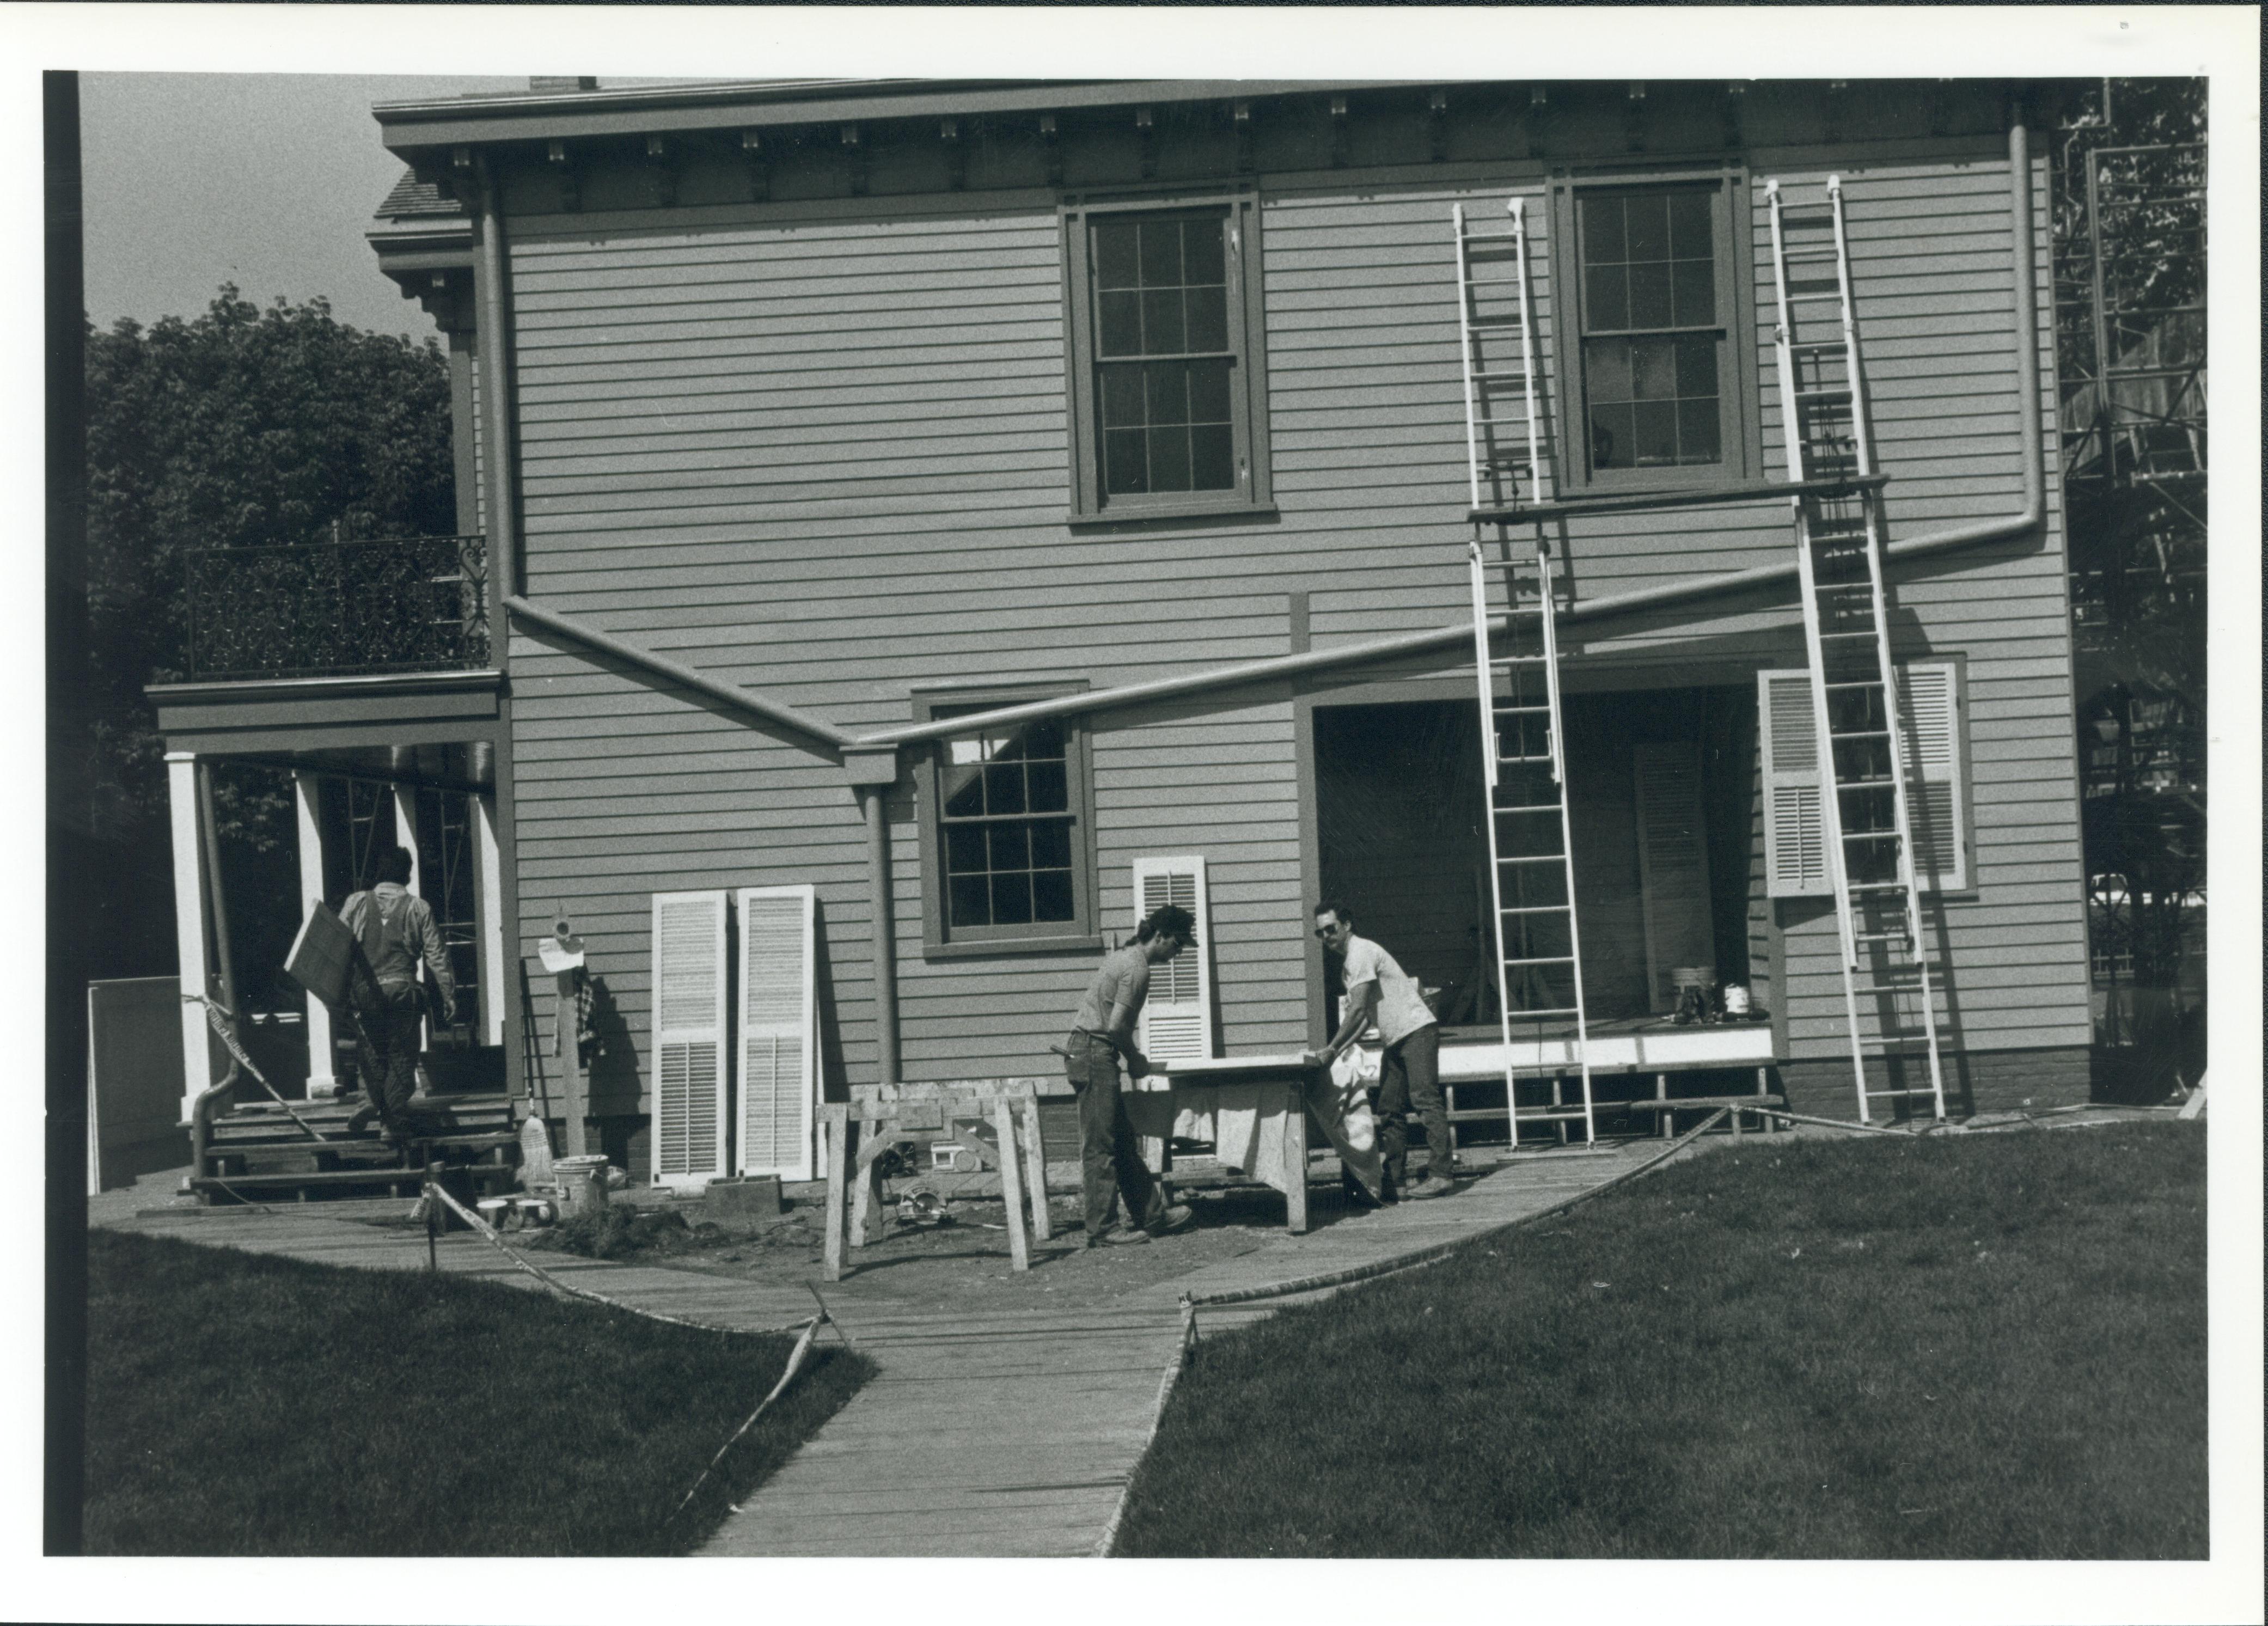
1407,1173,1458,1200
1147,1203,1196,1237
1091,1226,1151,1248
344,1104,377,1135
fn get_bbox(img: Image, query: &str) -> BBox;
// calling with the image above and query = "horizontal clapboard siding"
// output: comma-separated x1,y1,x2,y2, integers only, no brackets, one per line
502,139,2083,1111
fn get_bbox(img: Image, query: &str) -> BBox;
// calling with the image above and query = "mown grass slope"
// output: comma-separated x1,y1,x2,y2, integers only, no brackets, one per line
1114,1122,2206,1558
85,1229,870,1555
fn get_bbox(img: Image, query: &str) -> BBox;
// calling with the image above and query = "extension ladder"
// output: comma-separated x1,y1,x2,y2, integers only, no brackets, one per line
1453,197,1550,509
1466,537,1595,1147
1451,194,1593,1147
1764,175,1947,1123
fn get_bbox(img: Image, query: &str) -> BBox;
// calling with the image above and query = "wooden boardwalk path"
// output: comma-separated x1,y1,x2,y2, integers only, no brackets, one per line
99,1137,1683,1557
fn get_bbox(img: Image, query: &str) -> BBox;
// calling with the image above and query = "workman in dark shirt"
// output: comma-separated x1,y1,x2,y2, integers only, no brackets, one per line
340,845,456,1151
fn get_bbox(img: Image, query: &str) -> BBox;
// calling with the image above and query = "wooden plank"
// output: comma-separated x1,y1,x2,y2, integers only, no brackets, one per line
821,1105,848,1282
1019,1095,1052,1243
992,1095,1030,1272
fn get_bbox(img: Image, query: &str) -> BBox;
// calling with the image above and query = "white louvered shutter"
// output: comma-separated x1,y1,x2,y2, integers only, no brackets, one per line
1131,856,1215,1062
1758,670,1830,898
650,891,728,1191
1633,741,1716,1011
1896,663,1967,893
737,885,817,1182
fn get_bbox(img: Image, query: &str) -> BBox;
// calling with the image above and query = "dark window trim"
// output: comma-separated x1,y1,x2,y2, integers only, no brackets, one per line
1060,185,1274,524
912,681,1103,960
1546,164,1763,496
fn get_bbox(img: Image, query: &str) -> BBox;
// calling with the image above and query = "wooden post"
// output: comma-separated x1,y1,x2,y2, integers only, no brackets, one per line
166,752,216,1122
992,1095,1030,1271
1018,1093,1052,1242
1756,1066,1774,1133
821,1106,849,1282
1656,1072,1672,1140
292,772,337,1096
1282,1081,1310,1235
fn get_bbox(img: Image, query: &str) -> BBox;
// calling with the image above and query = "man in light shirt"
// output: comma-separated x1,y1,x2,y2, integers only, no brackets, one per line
1308,901,1457,1201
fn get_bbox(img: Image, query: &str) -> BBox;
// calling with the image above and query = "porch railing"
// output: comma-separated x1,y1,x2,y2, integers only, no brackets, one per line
185,534,490,681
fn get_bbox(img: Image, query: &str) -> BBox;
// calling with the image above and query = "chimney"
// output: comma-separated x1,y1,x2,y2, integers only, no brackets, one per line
529,77,598,94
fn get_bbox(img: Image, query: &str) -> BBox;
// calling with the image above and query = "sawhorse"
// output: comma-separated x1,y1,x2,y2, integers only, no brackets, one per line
818,1081,1052,1282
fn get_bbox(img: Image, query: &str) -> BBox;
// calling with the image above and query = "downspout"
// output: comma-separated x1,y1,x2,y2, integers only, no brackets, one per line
504,594,854,752
861,112,2044,752
863,786,901,1085
188,763,242,1182
474,155,519,604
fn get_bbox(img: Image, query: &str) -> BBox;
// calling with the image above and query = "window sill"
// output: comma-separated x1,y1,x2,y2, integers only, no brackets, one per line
922,932,1107,962
1066,500,1277,531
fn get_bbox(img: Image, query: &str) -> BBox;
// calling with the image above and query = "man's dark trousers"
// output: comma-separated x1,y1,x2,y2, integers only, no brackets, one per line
1063,1032,1166,1239
1376,1023,1451,1189
357,983,425,1141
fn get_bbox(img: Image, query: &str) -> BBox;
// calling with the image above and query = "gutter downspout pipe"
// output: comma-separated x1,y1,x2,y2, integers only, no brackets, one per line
475,156,520,606
862,785,901,1085
860,113,2043,753
503,595,855,751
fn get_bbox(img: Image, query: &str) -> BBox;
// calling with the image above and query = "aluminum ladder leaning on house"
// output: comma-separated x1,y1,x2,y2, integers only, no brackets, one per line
1764,175,1948,1124
1454,196,1598,1150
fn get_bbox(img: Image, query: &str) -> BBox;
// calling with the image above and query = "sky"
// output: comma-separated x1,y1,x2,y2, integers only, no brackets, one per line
82,73,526,339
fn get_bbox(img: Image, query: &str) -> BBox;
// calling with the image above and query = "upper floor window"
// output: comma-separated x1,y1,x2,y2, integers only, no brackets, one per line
1549,171,1762,493
1062,191,1273,522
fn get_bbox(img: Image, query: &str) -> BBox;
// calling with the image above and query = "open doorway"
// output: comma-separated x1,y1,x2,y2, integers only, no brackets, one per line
1311,684,1758,1036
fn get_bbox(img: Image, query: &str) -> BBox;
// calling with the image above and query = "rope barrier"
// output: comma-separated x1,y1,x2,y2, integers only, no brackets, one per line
420,1179,815,1337
1747,1107,1915,1137
661,1312,828,1527
183,992,336,1144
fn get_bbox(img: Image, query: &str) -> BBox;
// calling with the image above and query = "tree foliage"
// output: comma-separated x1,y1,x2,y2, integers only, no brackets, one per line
84,288,455,992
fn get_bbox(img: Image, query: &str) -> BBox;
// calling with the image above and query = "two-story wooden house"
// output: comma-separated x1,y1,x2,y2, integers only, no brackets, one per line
153,77,2090,1190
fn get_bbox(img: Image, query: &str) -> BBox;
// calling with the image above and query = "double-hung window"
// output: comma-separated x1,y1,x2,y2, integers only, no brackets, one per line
914,687,1101,957
1550,171,1761,492
1062,191,1272,521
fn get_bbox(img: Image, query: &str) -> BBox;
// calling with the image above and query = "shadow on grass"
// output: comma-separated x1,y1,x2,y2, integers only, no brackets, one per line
85,1231,873,1555
1113,1122,2208,1559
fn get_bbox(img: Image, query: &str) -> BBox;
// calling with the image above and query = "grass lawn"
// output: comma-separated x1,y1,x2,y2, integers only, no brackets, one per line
85,1230,871,1555
1113,1121,2207,1559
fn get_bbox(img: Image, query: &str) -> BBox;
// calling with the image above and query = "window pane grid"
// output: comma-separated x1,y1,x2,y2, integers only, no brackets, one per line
1091,213,1237,498
936,705,1079,932
1578,187,1725,471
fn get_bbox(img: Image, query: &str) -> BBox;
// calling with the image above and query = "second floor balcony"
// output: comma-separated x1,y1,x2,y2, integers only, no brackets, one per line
185,533,490,683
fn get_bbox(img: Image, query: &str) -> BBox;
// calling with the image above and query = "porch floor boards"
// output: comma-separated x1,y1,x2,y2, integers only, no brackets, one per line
96,1137,1677,1557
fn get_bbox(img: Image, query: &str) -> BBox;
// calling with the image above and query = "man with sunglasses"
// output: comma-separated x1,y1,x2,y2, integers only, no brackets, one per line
1309,901,1457,1201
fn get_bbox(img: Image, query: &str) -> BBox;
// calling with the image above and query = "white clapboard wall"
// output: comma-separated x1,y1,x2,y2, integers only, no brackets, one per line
650,890,729,1192
1132,855,1214,1062
737,885,818,1182
1760,662,1967,900
1633,740,1716,1012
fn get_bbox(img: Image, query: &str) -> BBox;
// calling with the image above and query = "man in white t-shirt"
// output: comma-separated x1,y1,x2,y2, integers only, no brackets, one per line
1307,901,1457,1200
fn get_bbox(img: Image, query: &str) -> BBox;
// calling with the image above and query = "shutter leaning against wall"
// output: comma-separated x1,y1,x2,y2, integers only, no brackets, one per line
1633,741,1717,1010
1896,662,1967,893
1131,856,1214,1062
737,885,817,1182
1758,670,1831,898
650,891,729,1193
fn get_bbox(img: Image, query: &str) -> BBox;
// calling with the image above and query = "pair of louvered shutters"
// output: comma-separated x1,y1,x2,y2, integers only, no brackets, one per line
1132,855,1215,1062
1758,663,1968,899
649,887,817,1193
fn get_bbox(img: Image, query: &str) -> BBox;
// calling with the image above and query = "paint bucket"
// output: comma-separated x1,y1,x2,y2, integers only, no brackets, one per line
554,1154,609,1215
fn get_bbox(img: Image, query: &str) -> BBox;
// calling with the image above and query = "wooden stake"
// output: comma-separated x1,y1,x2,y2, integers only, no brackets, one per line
1018,1093,1052,1242
1282,1081,1310,1235
992,1095,1030,1271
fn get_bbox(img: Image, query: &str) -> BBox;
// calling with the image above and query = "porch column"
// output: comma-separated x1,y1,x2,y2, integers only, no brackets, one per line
166,751,215,1122
293,772,338,1096
472,793,505,1046
393,784,426,1057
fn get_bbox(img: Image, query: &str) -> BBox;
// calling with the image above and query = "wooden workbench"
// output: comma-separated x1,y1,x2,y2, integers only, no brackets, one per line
1145,1053,1322,1234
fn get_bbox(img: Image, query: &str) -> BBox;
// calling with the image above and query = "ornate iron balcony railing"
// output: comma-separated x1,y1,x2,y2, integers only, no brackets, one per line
185,534,490,682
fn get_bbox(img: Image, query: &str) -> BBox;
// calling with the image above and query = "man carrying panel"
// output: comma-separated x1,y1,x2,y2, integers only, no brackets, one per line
339,845,456,1152
1062,904,1200,1246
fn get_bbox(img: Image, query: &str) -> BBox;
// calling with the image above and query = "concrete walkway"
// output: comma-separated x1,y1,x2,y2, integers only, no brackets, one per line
96,1139,1678,1557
